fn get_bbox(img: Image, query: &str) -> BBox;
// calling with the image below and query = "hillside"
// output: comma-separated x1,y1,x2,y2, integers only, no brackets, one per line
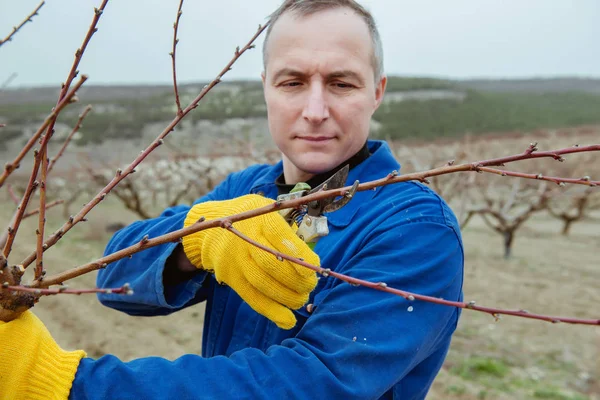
1,76,600,160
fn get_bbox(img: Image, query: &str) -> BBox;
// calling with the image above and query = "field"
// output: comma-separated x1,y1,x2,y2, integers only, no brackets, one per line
0,135,598,399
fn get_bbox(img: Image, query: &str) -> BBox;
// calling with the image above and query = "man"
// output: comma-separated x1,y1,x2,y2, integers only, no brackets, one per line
0,1,464,399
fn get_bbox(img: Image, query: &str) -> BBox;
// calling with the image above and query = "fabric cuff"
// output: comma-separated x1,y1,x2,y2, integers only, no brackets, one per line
182,205,207,267
25,343,86,400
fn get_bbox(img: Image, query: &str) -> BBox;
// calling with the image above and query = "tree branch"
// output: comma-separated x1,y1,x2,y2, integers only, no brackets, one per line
19,22,268,269
0,1,45,47
170,0,184,115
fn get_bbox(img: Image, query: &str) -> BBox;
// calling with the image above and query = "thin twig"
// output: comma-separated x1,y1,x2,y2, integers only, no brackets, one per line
0,73,18,91
35,145,49,279
478,166,598,187
170,0,184,115
3,283,132,296
0,1,45,47
6,184,19,204
20,23,268,269
48,105,92,172
22,200,63,219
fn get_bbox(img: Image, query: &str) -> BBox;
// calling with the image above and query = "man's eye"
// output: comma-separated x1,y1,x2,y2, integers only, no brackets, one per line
333,82,354,89
282,81,302,87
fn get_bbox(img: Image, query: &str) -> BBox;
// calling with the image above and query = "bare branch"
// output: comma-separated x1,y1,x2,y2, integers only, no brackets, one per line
0,1,45,47
20,23,268,269
3,283,132,297
48,105,92,172
6,184,19,205
22,199,63,219
35,146,50,280
170,0,184,115
0,73,18,91
478,166,598,187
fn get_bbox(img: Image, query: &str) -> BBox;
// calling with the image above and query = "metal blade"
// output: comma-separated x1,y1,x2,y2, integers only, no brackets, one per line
308,164,349,195
322,179,359,213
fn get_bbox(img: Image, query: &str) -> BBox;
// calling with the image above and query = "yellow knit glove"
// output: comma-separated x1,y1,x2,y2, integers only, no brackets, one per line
183,194,320,329
0,310,86,400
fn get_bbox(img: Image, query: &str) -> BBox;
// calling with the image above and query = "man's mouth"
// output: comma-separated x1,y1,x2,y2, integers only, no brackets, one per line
297,136,334,142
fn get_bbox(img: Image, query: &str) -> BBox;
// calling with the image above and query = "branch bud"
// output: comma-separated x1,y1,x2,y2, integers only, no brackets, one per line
123,283,134,296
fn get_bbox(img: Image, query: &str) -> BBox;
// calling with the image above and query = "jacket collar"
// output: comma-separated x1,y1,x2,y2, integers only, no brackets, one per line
250,140,401,227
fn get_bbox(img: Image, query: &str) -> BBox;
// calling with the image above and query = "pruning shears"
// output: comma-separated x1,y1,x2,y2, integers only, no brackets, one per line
277,165,359,249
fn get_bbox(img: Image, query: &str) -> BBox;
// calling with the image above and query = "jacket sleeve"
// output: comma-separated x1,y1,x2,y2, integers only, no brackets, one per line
96,173,233,316
73,216,464,399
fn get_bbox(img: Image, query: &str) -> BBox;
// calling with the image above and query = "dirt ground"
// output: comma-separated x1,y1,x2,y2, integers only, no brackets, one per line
1,165,599,399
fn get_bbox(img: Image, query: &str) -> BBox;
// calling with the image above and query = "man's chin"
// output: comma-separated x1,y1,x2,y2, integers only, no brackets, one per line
293,156,340,176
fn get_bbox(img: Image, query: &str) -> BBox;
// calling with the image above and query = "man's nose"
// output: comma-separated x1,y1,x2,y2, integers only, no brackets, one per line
302,85,329,124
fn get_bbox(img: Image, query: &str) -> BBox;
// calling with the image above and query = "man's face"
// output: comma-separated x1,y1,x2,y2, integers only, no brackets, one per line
262,7,387,183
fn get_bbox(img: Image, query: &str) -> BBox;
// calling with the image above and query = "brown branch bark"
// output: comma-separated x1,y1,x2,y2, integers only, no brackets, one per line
170,0,184,115
35,146,49,280
4,283,132,297
6,184,19,205
0,1,45,47
0,260,37,322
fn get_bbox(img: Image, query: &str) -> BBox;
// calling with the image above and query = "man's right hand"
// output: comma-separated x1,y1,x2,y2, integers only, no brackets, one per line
182,194,320,330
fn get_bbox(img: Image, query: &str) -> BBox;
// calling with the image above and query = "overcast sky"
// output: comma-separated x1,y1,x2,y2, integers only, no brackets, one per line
1,0,598,88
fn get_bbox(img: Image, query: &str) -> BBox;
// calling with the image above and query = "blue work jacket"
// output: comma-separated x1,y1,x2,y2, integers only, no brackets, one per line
71,140,464,399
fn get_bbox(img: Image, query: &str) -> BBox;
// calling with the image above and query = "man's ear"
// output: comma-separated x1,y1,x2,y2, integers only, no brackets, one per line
374,75,387,110
261,71,266,86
